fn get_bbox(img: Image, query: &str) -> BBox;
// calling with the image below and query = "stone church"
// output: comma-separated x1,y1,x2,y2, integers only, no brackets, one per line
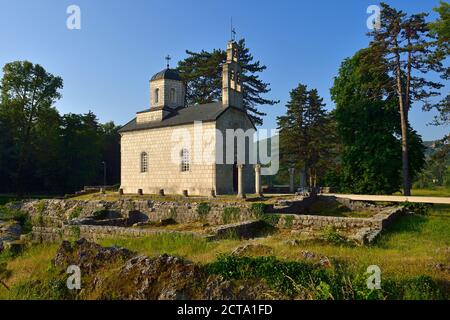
119,40,260,196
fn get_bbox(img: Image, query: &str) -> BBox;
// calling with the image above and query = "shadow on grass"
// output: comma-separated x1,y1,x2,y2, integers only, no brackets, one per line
372,214,429,248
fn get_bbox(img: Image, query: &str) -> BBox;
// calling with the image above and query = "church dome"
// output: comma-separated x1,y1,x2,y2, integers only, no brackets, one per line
150,68,182,81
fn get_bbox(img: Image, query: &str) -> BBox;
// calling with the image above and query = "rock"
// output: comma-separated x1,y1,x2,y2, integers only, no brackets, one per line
432,262,450,273
202,275,234,300
50,239,275,300
52,238,135,274
231,243,273,256
351,227,381,245
299,250,332,268
157,218,177,226
3,240,24,254
118,254,204,300
0,221,22,253
202,275,275,300
283,239,301,246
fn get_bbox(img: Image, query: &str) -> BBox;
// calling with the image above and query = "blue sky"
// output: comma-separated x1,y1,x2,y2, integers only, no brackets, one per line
0,0,448,141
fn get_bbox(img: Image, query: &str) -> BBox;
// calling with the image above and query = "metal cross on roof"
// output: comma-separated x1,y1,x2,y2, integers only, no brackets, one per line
165,54,171,68
231,17,236,41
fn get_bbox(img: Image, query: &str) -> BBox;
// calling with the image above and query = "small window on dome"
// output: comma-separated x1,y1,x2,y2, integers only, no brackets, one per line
154,88,159,104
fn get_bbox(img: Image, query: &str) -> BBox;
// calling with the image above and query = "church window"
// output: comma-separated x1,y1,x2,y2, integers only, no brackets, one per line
180,148,190,172
170,88,176,103
140,152,148,173
154,89,159,104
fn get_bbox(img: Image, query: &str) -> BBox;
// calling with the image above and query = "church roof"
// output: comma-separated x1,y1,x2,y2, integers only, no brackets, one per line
119,103,252,133
150,68,182,81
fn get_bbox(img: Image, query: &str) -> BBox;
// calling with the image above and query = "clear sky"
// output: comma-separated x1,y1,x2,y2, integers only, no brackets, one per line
0,0,448,141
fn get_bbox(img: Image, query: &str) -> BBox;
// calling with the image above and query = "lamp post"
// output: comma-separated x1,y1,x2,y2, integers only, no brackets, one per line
101,161,106,192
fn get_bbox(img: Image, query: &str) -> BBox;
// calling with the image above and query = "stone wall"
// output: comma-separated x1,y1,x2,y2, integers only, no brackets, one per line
120,121,217,196
31,225,205,243
276,206,404,244
8,199,257,226
31,219,265,243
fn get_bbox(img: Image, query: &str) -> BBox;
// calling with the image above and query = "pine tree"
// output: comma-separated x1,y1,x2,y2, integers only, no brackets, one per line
277,84,332,187
368,3,445,195
177,39,278,125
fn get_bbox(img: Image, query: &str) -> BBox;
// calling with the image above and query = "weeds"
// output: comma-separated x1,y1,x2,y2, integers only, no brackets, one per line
222,207,240,224
197,203,211,221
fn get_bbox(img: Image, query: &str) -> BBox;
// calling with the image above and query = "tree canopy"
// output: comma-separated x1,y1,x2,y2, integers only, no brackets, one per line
330,48,425,194
0,61,120,195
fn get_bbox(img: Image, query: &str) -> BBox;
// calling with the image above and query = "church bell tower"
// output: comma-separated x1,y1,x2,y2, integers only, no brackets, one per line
222,40,243,109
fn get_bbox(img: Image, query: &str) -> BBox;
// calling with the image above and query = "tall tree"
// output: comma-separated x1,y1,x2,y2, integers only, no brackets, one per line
277,84,333,187
0,61,63,195
331,48,425,194
425,1,450,125
178,38,278,125
368,3,445,195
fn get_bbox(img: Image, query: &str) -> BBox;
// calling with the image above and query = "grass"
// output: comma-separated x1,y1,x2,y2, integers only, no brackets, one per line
410,187,450,197
0,243,59,299
0,194,449,299
99,233,242,264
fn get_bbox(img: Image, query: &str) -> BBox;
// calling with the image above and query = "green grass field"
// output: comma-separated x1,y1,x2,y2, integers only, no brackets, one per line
410,187,450,197
1,204,448,299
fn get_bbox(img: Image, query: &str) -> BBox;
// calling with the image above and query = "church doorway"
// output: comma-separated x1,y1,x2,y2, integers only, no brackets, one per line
232,163,238,193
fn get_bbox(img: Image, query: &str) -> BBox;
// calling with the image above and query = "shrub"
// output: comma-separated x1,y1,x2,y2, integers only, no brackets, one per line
71,225,81,239
207,255,443,300
196,203,211,220
36,200,46,215
250,203,267,218
402,202,431,215
260,214,280,227
321,226,349,246
0,207,33,234
284,215,294,228
206,255,332,297
401,276,444,300
168,207,178,220
222,207,240,224
69,207,82,220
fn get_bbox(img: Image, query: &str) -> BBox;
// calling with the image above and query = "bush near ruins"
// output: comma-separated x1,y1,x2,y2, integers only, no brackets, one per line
222,207,240,224
284,215,294,228
196,203,211,221
260,214,280,227
402,202,432,215
0,207,32,233
250,203,267,218
206,255,445,300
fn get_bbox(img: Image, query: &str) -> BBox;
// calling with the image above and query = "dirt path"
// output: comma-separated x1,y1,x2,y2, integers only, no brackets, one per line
323,194,450,204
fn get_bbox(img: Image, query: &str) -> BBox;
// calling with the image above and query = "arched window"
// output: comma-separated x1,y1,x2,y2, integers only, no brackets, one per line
170,88,176,103
140,152,148,173
154,88,159,104
180,148,190,172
